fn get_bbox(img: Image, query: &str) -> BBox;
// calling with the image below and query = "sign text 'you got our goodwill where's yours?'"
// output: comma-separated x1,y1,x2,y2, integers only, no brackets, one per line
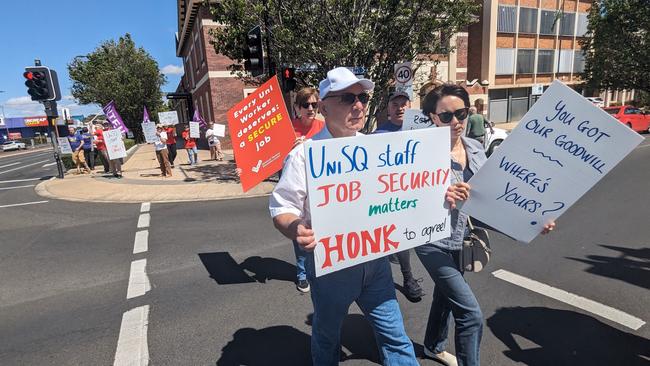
227,76,296,192
306,127,452,277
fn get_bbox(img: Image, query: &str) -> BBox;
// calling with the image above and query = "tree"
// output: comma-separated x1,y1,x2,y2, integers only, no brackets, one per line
580,0,650,94
208,0,479,129
68,34,167,142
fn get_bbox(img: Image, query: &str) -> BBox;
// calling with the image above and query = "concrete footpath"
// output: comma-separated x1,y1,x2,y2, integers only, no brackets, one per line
36,144,277,203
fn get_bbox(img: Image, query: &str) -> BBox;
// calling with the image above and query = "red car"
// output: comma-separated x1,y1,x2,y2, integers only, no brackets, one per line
603,105,650,133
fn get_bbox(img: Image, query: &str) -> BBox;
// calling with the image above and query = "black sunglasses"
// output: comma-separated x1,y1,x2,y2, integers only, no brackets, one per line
324,92,370,105
435,108,469,123
300,102,319,109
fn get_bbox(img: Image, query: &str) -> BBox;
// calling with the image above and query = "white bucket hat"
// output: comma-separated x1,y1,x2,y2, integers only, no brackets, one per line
319,67,375,99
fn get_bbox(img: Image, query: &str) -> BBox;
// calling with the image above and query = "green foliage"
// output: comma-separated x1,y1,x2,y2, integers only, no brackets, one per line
68,34,167,142
208,0,479,129
580,0,650,93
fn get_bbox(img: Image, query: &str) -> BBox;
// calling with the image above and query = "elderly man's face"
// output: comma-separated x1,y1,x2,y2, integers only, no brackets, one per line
320,83,368,137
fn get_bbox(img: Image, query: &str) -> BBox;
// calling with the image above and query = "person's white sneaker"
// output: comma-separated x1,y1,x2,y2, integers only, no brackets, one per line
422,347,458,366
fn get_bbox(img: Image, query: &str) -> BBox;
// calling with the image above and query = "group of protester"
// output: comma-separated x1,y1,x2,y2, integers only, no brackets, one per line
269,67,556,366
66,123,122,178
152,122,224,178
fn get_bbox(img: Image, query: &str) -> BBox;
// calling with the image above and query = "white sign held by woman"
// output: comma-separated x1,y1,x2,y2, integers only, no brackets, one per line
460,81,644,243
104,129,127,160
402,109,433,131
189,121,200,138
142,122,158,143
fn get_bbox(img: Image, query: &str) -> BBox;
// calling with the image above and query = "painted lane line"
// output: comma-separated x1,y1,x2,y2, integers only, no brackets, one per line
113,305,149,366
0,200,48,208
137,213,150,229
0,159,50,175
492,269,645,330
140,202,150,213
0,177,46,184
42,162,57,167
126,259,151,299
0,184,35,190
133,230,148,254
0,162,20,169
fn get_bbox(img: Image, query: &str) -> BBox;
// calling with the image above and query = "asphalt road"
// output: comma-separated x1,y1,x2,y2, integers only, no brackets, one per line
1,140,649,365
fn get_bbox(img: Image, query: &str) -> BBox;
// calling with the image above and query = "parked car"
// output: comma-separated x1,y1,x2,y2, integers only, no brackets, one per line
1,141,27,151
483,122,509,157
602,105,650,133
586,97,605,108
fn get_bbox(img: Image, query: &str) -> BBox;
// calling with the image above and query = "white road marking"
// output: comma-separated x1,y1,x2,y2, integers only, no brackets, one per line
42,162,57,167
0,162,20,169
0,159,50,175
133,230,148,254
113,305,149,366
492,269,646,330
140,202,150,213
0,177,45,184
126,259,151,299
0,184,35,190
0,200,48,208
137,213,150,229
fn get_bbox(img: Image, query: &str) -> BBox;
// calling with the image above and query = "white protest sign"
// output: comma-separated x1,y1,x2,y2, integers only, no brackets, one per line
461,81,644,243
305,128,451,277
57,137,73,154
142,122,158,143
394,62,414,100
213,123,226,137
104,129,127,160
158,111,179,125
189,121,201,138
402,108,433,131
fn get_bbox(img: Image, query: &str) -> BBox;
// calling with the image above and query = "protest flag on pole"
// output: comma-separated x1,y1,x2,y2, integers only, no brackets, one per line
143,106,150,122
192,109,207,129
102,101,129,134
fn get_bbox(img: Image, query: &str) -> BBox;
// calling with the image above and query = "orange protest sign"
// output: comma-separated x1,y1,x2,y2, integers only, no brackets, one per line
227,76,296,192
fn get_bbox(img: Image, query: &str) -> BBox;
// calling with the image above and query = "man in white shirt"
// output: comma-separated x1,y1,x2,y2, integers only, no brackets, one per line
269,67,418,365
154,124,172,177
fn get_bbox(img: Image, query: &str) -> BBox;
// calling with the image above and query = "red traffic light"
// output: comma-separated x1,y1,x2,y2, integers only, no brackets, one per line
23,71,33,80
283,68,295,79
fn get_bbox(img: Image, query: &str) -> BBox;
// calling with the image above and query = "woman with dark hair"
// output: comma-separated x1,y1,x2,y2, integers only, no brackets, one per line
417,84,555,366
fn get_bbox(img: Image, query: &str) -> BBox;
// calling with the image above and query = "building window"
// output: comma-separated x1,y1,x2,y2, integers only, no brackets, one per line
517,49,535,74
577,13,589,36
556,49,573,73
496,48,515,75
537,49,554,73
498,6,516,33
573,50,586,73
560,12,575,36
519,8,538,34
540,10,558,35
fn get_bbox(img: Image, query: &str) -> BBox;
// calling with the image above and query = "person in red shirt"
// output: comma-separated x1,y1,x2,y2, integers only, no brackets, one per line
94,122,110,174
182,124,199,165
165,125,178,167
292,87,324,141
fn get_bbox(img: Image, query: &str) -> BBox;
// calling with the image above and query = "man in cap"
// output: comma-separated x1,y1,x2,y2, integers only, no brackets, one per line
373,90,424,302
269,67,418,365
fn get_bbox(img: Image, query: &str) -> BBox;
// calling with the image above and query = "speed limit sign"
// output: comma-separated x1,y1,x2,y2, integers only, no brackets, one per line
394,62,413,85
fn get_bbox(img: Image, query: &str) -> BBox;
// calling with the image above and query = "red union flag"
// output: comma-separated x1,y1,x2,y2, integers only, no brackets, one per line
227,76,296,192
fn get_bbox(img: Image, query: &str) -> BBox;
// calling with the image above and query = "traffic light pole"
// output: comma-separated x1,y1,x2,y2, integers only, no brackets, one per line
43,100,65,179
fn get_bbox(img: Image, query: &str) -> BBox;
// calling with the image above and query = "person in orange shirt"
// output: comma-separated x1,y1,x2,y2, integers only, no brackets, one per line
94,122,110,174
292,87,324,141
165,124,178,168
182,124,199,165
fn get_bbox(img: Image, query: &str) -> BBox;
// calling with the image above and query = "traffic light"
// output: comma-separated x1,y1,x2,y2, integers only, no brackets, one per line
243,26,264,77
23,66,61,102
282,67,296,92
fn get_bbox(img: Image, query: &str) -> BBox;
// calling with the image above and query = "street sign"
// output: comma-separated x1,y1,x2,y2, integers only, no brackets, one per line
394,62,414,100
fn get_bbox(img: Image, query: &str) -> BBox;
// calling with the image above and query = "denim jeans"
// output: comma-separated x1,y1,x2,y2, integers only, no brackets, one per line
306,256,418,366
186,146,198,165
292,240,307,281
415,244,483,366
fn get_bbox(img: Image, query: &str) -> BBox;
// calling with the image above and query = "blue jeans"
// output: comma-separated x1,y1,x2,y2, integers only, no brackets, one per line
415,244,483,366
186,146,198,165
293,240,307,281
306,256,418,366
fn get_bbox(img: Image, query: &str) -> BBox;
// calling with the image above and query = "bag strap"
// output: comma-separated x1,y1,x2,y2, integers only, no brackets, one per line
449,162,475,231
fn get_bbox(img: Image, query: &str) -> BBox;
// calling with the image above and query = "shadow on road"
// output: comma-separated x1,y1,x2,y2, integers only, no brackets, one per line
198,252,296,285
487,306,650,366
567,244,650,290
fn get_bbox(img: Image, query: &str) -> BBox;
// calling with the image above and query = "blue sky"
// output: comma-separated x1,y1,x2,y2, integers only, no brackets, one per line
0,0,184,118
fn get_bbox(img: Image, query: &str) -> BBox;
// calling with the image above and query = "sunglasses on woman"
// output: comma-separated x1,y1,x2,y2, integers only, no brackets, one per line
324,92,370,105
435,108,469,123
300,102,319,109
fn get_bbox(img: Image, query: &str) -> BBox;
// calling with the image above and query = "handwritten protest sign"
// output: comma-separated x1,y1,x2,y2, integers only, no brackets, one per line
158,111,179,125
306,128,451,277
402,108,433,131
142,122,158,143
213,123,226,137
104,129,127,160
57,137,73,154
227,76,296,192
461,81,644,243
189,121,200,138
